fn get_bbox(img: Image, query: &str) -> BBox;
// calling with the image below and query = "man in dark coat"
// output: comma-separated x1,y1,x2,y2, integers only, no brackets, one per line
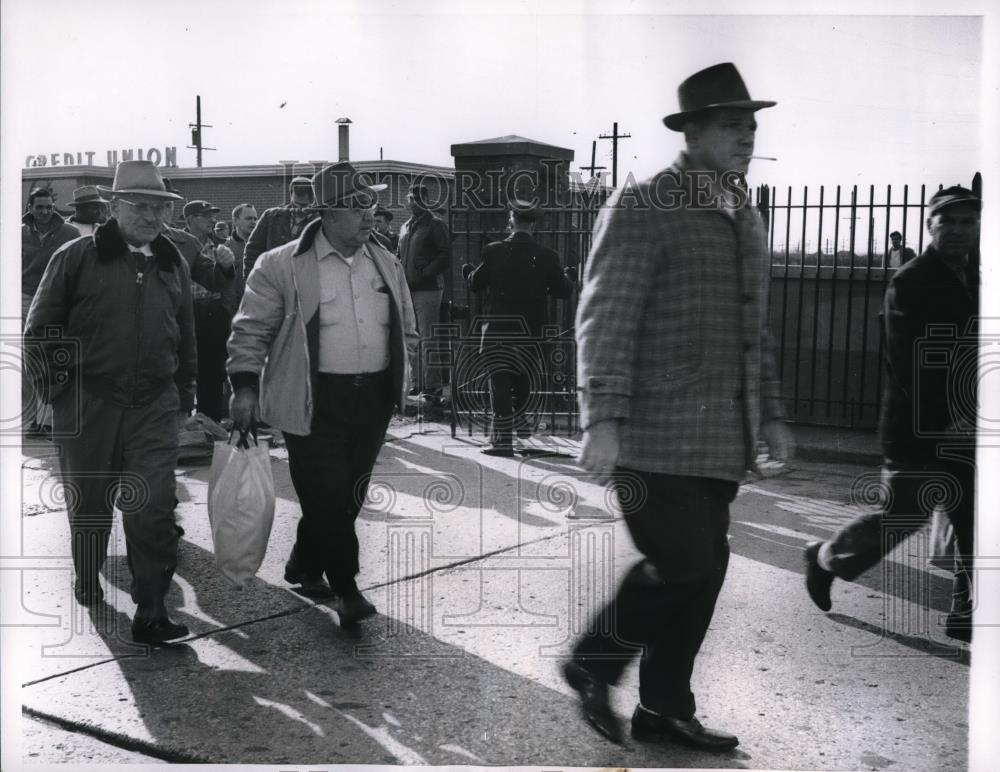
373,206,398,252
25,161,196,645
463,200,575,455
887,230,917,268
21,186,83,435
804,186,981,643
398,182,451,396
183,200,238,421
243,175,316,277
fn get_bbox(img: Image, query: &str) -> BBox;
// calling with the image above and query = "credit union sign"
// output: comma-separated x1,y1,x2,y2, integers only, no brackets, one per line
24,147,178,169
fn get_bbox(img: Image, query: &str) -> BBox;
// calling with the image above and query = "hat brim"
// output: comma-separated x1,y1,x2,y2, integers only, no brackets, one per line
662,100,777,131
929,197,982,216
98,186,183,201
308,183,388,209
67,198,109,207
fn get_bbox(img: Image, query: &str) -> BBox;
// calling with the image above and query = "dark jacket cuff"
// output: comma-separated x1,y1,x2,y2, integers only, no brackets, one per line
229,371,260,392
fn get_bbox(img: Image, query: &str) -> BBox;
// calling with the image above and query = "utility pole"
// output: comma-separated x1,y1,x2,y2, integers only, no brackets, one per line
187,95,215,167
579,140,607,181
598,122,631,188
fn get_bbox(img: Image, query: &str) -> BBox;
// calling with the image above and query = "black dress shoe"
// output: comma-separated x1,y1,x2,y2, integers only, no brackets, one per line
131,617,190,644
804,541,834,612
631,705,738,751
337,591,377,626
481,444,514,457
562,661,624,745
944,611,973,643
73,580,104,607
284,562,336,599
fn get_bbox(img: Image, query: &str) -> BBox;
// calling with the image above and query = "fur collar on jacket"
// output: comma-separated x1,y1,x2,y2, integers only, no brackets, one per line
94,218,182,272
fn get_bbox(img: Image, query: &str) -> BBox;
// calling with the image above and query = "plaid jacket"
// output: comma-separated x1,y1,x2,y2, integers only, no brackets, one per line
576,155,784,481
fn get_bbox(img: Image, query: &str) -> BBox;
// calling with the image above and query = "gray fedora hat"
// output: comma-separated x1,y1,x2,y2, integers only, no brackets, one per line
66,185,109,207
97,160,183,200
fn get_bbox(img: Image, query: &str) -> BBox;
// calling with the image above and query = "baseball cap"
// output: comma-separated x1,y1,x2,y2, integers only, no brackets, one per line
928,186,981,217
183,200,220,218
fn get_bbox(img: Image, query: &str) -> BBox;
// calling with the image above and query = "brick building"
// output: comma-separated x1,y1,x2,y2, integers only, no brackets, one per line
21,159,454,230
21,135,605,308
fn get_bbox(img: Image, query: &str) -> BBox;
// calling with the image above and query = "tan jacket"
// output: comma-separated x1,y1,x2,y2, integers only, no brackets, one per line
227,218,417,436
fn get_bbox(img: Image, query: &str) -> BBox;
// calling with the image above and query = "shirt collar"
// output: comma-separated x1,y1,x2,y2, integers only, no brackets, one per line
127,242,155,257
314,226,364,263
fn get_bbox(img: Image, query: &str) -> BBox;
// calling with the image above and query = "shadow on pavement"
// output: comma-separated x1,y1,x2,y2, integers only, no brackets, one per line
358,436,614,527
825,613,971,665
729,516,956,614
23,534,751,769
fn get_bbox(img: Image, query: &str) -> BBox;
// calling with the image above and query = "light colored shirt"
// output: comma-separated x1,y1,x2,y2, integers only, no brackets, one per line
314,228,391,374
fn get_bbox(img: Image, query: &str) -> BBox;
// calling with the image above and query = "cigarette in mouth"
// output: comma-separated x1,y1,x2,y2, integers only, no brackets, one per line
750,155,778,161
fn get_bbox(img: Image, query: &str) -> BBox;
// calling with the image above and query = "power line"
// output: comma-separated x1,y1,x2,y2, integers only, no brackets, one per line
598,122,631,188
187,95,216,168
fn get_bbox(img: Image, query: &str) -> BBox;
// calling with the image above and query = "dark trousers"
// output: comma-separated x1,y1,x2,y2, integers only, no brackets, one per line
282,371,395,593
193,300,231,421
572,470,738,720
489,367,530,446
824,459,975,611
53,384,181,616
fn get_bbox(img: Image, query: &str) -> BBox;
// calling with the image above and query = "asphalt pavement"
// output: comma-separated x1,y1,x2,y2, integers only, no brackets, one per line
6,417,982,771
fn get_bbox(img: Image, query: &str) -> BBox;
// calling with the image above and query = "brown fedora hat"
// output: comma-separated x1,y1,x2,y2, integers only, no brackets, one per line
97,160,183,200
66,185,109,207
310,162,387,208
663,62,776,131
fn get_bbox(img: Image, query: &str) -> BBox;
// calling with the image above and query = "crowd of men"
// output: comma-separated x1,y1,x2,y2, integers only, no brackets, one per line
20,61,980,753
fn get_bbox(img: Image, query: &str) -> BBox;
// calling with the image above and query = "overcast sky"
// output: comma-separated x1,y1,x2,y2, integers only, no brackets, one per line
0,0,988,198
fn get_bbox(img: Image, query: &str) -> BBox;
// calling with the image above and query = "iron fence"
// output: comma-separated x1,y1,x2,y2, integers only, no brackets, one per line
443,174,980,438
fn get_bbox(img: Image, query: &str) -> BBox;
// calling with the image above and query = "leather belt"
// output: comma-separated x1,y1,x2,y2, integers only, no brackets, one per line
318,370,389,388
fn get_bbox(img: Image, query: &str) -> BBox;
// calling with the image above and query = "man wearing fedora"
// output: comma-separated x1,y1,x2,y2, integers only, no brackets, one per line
228,162,417,626
398,181,451,400
566,63,793,750
65,185,110,237
25,160,196,644
804,186,981,643
183,200,238,422
462,199,575,456
243,175,317,279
